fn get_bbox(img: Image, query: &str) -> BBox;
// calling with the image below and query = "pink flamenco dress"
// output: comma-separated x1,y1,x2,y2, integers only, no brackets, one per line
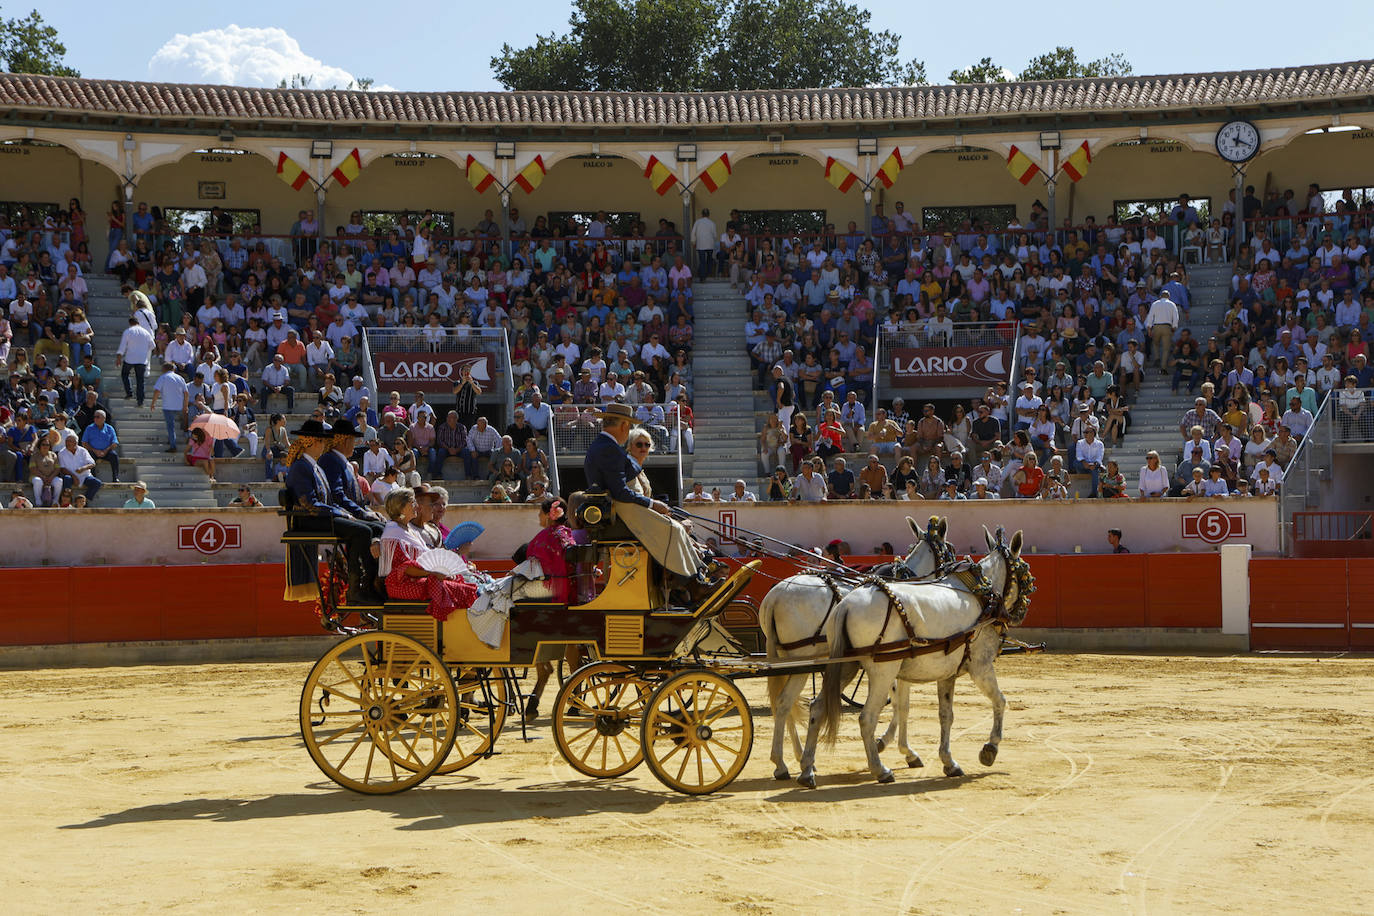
525,522,578,604
379,521,478,621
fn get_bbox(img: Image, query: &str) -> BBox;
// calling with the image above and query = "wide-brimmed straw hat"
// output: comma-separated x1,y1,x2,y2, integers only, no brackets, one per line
591,403,640,424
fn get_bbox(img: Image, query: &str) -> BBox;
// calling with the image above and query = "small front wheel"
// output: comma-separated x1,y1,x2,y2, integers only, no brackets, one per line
640,670,753,795
553,662,649,778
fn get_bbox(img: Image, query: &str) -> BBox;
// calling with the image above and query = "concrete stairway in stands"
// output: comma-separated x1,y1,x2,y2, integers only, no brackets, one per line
1106,263,1234,481
86,275,216,508
684,279,759,493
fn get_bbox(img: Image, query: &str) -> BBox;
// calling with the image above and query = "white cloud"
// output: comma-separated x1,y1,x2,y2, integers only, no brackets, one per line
147,25,390,90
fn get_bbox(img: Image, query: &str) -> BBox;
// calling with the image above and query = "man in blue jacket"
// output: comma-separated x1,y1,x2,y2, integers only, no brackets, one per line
584,403,720,603
286,419,383,604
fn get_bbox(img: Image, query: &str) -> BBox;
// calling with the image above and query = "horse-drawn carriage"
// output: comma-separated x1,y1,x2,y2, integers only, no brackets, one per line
285,500,1037,797
285,491,765,795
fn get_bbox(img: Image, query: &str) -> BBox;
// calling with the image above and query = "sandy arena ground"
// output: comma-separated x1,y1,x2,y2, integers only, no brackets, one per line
2,651,1371,914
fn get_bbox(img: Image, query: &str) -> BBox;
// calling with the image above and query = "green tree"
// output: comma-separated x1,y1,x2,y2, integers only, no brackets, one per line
491,0,927,91
948,57,1009,84
1019,46,1132,81
0,7,79,77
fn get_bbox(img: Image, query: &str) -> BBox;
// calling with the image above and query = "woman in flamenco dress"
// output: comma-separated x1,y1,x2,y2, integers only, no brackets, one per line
378,486,477,621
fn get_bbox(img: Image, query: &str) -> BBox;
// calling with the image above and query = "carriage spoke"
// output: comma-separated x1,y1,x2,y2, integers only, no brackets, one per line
316,719,366,747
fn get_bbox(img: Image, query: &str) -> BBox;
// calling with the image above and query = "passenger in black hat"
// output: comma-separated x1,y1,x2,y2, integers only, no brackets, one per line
285,418,384,604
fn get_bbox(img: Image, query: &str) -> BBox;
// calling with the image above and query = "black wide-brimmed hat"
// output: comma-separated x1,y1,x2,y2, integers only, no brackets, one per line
291,418,333,438
328,418,359,438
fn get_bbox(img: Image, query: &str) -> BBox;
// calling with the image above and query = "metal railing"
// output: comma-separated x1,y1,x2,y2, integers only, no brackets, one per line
1293,511,1374,542
545,414,562,497
878,321,1016,352
550,402,683,461
1278,389,1334,554
1333,387,1374,442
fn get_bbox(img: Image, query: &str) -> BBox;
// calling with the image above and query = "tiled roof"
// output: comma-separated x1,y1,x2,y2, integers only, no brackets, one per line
2,60,1372,129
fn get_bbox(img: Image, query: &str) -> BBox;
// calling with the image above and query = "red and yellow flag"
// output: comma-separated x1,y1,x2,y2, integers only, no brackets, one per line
514,155,546,194
698,153,732,193
824,157,858,193
644,155,679,195
1005,145,1041,186
274,152,310,191
874,147,904,189
464,155,496,193
1060,140,1092,183
329,148,362,188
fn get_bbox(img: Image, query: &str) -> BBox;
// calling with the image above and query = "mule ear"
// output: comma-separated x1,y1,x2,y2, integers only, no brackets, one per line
907,516,921,539
983,525,995,550
1009,530,1024,557
937,517,948,539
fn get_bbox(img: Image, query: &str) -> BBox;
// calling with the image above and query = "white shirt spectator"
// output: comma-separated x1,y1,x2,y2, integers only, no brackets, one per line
58,442,97,485
598,380,626,404
262,363,292,388
640,340,669,364
362,447,393,478
1138,463,1170,498
792,470,828,502
690,215,718,252
306,339,334,369
117,323,157,366
1075,435,1104,467
1145,296,1179,329
468,422,502,453
325,319,358,349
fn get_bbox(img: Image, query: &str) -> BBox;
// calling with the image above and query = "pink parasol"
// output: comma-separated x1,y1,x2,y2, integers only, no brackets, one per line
190,413,241,441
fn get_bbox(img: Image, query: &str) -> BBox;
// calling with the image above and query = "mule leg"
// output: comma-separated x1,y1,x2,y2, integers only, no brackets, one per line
769,673,807,780
798,662,858,788
892,683,923,768
936,676,964,777
526,662,553,721
877,683,897,752
968,657,1007,767
859,663,900,783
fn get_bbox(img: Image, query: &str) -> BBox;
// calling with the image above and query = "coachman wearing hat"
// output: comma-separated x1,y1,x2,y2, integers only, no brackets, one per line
318,417,386,533
584,402,721,601
285,418,384,604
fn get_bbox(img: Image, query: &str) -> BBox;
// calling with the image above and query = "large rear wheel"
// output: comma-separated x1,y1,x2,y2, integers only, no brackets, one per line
300,632,457,795
640,670,753,795
553,662,650,778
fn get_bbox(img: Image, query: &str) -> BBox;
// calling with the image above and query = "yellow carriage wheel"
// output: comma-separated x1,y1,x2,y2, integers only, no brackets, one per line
299,632,457,795
553,662,650,778
433,668,508,775
640,670,753,795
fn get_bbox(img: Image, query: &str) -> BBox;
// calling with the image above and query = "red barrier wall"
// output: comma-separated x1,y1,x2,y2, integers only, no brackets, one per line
0,553,1233,649
730,553,1222,631
1249,558,1374,650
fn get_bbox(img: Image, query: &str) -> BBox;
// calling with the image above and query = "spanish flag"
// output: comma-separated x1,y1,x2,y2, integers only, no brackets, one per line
1060,140,1092,183
514,155,546,194
275,152,311,191
329,148,362,188
644,155,679,195
824,157,858,193
1005,145,1041,186
698,153,732,193
874,148,904,189
464,155,496,193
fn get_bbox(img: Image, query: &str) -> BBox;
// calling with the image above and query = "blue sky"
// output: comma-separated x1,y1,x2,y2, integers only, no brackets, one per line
44,1,1374,92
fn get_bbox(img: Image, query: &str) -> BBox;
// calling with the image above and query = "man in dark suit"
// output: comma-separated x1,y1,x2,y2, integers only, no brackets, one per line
584,403,718,601
285,419,383,604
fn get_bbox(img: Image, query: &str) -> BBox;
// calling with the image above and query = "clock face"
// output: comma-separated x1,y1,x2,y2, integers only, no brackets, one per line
1215,120,1260,163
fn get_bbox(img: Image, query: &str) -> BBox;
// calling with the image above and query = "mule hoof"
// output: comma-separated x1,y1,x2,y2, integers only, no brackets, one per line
907,756,924,769
979,744,998,767
875,737,887,752
876,769,895,784
944,764,965,778
773,769,790,781
798,773,817,789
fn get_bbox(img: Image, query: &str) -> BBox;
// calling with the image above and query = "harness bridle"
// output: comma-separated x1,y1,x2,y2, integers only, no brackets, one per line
773,525,953,653
851,537,1034,666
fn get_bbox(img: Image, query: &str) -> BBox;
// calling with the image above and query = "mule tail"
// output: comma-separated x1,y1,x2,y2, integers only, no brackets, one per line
818,605,851,747
759,596,798,727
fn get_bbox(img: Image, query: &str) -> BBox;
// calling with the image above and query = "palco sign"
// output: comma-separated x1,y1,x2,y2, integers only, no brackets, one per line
371,352,495,393
888,347,1009,388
